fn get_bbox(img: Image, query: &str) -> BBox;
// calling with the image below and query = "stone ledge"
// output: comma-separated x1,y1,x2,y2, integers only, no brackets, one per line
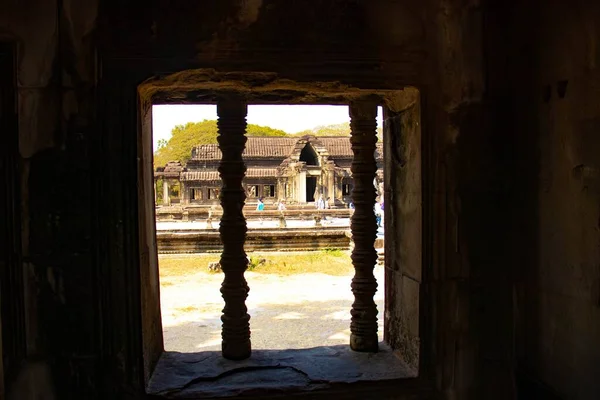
148,343,417,398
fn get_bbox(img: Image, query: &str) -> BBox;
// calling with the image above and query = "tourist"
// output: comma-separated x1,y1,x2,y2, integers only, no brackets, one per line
315,194,326,222
374,201,383,227
256,197,265,225
256,197,265,211
316,194,325,210
277,199,286,211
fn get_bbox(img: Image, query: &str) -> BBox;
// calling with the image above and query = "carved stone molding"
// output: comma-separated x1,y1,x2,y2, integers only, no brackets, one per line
349,99,379,352
217,97,251,360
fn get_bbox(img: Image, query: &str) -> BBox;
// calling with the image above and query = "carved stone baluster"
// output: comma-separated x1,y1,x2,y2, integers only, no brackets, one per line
349,99,379,352
217,97,251,360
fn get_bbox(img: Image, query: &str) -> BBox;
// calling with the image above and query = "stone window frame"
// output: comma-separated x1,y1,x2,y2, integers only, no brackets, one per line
207,187,220,200
142,76,421,393
263,184,275,198
96,67,425,397
191,188,203,201
246,184,260,198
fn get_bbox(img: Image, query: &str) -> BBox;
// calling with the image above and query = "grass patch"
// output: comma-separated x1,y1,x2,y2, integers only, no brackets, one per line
159,250,353,278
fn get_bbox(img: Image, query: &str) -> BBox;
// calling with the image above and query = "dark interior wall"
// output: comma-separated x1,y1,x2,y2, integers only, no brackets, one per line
383,91,421,370
511,2,600,398
0,0,100,397
420,1,519,397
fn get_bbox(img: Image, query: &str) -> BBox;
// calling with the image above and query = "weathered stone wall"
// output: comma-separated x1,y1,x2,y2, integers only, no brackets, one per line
383,90,421,369
0,0,100,397
509,1,600,398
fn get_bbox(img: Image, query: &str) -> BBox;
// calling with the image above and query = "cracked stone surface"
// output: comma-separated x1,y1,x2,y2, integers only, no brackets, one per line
148,343,416,397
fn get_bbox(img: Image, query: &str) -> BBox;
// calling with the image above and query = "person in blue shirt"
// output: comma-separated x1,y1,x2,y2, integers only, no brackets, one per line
256,197,265,225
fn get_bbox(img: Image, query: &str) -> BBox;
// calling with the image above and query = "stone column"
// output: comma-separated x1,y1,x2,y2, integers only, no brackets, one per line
217,97,251,360
181,181,189,204
328,165,335,202
298,170,307,203
163,180,170,206
349,99,379,352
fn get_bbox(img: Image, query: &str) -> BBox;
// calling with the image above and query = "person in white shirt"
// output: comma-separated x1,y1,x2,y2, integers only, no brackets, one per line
316,194,325,210
277,200,286,211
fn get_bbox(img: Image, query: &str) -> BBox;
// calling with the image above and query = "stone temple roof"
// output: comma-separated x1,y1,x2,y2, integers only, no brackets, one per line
181,167,279,181
192,137,298,161
191,136,383,162
155,160,184,178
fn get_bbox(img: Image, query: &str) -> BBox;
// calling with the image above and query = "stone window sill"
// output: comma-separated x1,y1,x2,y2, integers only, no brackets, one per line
148,343,417,398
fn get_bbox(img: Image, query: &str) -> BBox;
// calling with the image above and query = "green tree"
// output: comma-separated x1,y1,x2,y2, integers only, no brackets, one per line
153,120,288,168
157,138,168,149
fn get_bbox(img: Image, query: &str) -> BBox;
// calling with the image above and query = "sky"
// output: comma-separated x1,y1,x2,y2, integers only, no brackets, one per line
152,104,383,151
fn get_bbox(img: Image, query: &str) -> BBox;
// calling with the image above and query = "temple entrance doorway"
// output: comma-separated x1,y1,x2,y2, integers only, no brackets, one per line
306,176,317,202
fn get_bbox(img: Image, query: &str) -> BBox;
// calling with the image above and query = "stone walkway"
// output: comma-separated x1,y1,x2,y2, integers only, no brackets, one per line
160,263,385,352
156,218,385,238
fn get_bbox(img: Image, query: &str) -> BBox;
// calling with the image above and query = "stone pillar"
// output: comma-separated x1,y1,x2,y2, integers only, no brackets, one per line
349,99,379,352
181,181,189,204
217,97,251,360
328,167,335,202
276,178,282,201
163,180,170,206
298,170,307,203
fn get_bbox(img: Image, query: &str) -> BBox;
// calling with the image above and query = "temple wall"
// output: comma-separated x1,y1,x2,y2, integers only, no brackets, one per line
508,1,600,398
384,92,421,369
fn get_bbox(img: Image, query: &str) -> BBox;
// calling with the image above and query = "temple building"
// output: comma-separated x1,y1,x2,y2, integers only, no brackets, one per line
155,135,384,206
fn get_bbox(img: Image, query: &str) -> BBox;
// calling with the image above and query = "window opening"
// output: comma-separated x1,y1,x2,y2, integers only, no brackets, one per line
247,184,259,198
207,187,219,200
143,92,420,396
263,184,275,198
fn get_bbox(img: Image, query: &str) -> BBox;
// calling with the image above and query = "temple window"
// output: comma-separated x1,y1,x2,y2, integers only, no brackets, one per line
141,86,422,397
191,188,203,201
207,187,220,200
263,184,275,197
247,185,259,198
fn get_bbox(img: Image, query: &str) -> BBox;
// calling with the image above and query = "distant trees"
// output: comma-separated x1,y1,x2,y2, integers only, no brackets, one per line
153,120,287,168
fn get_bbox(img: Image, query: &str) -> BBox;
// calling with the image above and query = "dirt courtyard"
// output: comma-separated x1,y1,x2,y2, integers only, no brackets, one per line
159,254,385,352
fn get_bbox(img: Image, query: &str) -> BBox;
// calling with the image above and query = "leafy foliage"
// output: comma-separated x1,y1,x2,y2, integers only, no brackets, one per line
154,120,288,168
293,122,383,138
